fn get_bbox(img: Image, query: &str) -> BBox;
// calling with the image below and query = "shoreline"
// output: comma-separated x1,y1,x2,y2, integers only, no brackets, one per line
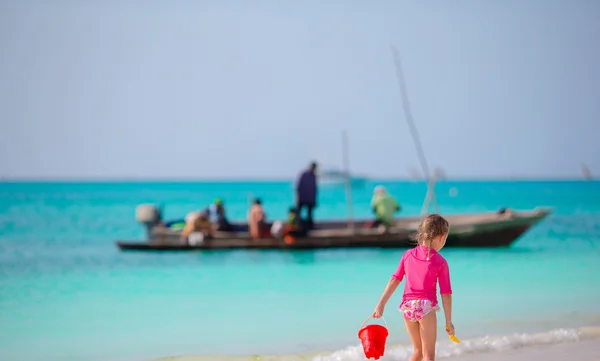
152,325,600,361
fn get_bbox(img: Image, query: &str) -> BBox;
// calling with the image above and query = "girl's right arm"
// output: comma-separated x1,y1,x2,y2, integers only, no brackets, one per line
372,277,400,318
439,259,454,335
441,294,454,335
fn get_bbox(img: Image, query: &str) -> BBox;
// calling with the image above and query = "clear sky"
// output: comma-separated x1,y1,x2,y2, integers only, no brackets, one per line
1,0,599,179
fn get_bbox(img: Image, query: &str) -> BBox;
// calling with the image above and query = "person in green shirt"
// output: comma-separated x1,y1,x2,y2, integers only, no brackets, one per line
370,185,401,227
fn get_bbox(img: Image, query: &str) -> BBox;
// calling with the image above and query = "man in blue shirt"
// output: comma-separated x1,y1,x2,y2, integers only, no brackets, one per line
206,198,233,232
295,162,318,229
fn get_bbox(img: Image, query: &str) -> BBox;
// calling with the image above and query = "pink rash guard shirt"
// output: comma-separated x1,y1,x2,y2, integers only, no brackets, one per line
392,245,452,307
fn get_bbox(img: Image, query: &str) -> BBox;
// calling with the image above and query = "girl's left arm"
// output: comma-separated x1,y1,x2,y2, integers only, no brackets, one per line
373,255,405,317
373,277,400,317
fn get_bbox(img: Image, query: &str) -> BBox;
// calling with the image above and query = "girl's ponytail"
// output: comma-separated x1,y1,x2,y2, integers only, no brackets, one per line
416,214,449,262
426,239,432,261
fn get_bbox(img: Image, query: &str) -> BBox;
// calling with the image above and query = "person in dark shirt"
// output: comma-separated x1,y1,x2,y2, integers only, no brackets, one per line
295,162,318,229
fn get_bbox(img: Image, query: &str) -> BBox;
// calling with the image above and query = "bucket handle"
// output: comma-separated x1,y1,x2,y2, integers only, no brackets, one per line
360,316,388,329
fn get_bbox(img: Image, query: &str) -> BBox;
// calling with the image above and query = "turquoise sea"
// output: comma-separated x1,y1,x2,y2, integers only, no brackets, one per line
1,180,599,361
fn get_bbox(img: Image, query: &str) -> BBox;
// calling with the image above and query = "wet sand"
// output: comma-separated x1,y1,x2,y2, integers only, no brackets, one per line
449,338,600,361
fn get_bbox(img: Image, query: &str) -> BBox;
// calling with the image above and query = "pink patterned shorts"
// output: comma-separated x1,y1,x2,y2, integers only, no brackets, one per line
399,299,440,322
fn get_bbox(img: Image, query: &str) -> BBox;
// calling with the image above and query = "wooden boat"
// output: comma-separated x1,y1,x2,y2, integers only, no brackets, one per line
116,50,553,252
319,168,369,188
116,208,551,251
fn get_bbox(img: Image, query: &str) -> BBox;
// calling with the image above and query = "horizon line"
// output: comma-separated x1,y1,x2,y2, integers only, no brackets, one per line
0,175,595,183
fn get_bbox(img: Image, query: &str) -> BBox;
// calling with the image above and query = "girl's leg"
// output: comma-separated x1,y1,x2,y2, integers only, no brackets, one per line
403,317,423,361
417,311,438,361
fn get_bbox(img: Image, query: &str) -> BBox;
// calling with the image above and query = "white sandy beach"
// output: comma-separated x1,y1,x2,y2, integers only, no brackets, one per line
448,338,600,361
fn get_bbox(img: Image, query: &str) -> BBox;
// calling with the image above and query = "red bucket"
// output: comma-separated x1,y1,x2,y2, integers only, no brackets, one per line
357,316,389,360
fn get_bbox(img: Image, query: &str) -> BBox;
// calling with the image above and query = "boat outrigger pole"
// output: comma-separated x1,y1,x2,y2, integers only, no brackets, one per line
390,45,440,216
342,130,355,230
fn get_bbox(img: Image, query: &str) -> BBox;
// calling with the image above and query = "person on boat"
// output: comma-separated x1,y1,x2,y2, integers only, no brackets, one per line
207,198,234,232
248,198,268,239
370,185,401,228
295,161,318,229
181,211,214,241
154,206,166,228
280,207,307,242
286,206,299,227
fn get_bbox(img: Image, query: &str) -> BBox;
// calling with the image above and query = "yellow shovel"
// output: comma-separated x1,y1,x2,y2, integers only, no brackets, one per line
446,326,461,344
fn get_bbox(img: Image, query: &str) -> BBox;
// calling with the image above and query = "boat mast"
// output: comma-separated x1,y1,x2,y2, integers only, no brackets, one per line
342,130,355,230
390,45,440,216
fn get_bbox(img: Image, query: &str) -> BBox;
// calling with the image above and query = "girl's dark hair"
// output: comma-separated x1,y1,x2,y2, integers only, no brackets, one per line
415,214,449,260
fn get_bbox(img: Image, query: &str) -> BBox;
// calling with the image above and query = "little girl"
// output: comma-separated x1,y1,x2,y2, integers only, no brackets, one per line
372,214,454,361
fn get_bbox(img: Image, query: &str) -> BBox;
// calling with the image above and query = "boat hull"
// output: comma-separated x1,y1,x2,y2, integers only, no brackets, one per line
116,208,551,251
